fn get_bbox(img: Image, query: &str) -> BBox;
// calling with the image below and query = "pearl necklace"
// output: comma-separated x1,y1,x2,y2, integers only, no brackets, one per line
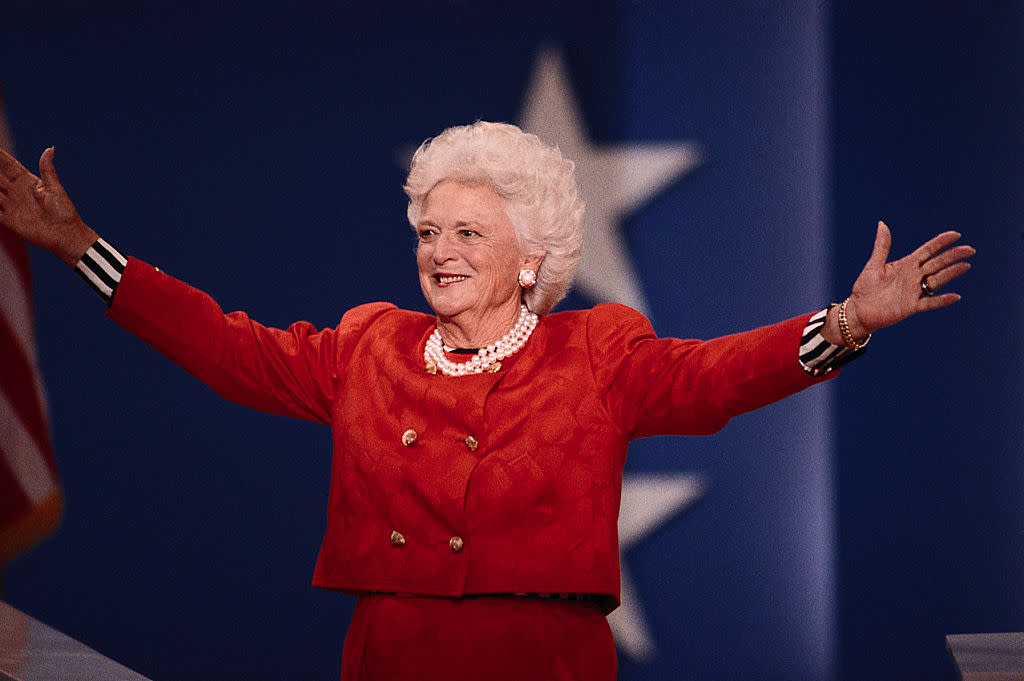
424,305,538,376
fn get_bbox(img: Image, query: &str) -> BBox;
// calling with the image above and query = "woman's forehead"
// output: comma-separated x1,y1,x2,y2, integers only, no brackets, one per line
421,180,510,224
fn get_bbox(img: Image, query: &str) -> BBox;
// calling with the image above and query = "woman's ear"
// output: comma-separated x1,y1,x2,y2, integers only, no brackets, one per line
522,253,545,273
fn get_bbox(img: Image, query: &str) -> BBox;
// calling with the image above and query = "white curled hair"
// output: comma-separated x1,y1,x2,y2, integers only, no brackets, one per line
404,121,584,315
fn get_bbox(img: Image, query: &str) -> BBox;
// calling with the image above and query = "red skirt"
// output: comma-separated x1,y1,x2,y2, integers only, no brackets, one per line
339,594,617,681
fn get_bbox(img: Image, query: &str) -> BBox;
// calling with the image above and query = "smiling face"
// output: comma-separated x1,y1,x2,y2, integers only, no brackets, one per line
416,180,540,345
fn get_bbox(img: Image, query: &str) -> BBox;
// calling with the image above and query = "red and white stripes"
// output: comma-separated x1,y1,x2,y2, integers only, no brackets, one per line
0,84,61,565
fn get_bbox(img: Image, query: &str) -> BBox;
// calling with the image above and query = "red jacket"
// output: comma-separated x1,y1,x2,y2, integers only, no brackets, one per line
107,257,830,613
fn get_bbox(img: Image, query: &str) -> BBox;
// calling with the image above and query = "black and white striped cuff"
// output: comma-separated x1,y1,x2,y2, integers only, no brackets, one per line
799,306,866,376
75,238,127,304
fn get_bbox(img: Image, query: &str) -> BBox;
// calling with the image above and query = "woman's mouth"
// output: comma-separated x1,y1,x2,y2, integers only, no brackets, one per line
434,274,469,285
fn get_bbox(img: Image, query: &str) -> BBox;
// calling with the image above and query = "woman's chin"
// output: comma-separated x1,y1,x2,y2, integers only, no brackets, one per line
426,296,472,320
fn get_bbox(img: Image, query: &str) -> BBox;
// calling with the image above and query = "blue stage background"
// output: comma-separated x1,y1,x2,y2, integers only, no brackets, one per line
0,3,1020,680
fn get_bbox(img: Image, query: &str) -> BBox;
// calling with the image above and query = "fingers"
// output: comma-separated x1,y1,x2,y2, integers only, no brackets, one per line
0,147,28,181
884,219,974,282
918,290,961,312
866,220,892,268
916,228,974,298
921,244,976,275
922,261,971,296
38,147,60,189
913,229,963,265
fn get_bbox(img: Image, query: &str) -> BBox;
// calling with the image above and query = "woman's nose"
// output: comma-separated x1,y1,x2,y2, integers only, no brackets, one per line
432,232,456,263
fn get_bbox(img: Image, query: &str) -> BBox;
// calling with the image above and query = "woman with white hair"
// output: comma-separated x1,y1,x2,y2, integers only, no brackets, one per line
0,121,972,680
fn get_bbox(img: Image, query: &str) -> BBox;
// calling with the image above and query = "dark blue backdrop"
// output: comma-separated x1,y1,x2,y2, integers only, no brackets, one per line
831,3,1024,680
0,3,1019,680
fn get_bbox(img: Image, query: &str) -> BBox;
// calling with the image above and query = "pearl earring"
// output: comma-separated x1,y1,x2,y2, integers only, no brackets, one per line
518,269,537,288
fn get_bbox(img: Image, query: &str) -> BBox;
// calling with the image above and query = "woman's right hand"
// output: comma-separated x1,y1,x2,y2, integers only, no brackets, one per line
0,147,98,267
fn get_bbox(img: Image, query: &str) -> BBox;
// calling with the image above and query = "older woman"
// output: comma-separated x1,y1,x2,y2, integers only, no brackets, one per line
0,122,972,681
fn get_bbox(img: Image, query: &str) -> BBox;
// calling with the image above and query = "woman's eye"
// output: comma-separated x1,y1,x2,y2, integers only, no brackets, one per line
418,229,437,240
459,229,478,238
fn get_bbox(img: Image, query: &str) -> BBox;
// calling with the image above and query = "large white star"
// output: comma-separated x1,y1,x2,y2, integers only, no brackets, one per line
518,48,707,662
519,47,702,315
612,474,708,662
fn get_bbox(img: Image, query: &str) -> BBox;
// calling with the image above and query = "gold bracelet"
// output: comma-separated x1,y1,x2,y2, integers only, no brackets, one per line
838,298,871,350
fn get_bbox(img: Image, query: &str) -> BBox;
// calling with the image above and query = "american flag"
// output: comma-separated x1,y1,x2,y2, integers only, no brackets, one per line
0,80,60,565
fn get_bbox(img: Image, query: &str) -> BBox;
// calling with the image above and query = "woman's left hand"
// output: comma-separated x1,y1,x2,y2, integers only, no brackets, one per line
828,221,974,342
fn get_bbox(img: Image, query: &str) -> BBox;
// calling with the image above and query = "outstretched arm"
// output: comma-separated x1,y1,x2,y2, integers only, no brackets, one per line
0,147,98,266
820,221,974,346
0,146,364,424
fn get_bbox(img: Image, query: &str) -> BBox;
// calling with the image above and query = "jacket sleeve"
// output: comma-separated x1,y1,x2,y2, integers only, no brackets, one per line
585,303,833,439
106,257,394,424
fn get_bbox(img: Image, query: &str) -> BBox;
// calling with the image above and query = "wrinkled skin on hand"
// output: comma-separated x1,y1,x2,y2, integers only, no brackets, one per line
821,221,974,345
0,147,97,266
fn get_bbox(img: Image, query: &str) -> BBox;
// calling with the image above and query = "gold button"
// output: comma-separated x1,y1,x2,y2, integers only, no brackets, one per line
449,536,464,553
402,429,417,446
464,435,479,452
390,530,406,547
424,361,438,374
